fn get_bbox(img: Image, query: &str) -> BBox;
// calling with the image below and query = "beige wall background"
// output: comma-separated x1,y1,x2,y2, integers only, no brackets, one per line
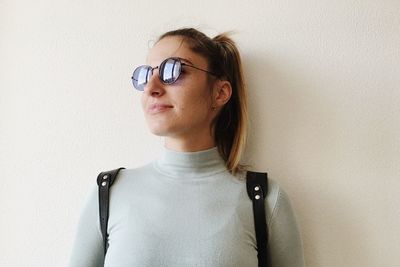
1,0,399,266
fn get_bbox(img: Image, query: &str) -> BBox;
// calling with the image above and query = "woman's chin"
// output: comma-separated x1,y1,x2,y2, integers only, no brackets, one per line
147,124,170,137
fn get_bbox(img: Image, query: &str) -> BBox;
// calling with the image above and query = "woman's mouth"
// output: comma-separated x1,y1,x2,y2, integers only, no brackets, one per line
148,103,173,114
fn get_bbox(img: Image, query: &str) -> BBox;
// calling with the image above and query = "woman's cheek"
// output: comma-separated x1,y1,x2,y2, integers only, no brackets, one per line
140,94,147,111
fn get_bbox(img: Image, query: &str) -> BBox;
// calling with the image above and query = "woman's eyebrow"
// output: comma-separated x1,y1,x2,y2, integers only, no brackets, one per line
177,57,195,65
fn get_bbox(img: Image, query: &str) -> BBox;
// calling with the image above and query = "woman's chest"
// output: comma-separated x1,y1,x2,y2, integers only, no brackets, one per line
105,185,257,266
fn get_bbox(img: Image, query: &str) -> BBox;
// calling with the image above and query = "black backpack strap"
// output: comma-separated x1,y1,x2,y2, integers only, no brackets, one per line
96,167,125,255
246,171,270,267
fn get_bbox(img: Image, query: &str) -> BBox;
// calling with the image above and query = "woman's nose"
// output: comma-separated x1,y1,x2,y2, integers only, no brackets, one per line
144,70,165,97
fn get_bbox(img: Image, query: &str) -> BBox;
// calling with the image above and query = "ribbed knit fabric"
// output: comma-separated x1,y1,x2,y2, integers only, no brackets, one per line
69,147,305,267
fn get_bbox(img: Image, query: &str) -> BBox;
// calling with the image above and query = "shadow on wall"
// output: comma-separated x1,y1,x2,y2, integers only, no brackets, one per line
241,52,378,266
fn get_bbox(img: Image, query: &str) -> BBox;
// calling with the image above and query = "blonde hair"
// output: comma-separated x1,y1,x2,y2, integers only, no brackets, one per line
158,28,248,175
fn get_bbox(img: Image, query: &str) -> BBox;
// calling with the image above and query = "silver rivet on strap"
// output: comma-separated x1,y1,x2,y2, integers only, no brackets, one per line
254,186,260,191
103,175,108,180
255,194,261,200
101,181,107,186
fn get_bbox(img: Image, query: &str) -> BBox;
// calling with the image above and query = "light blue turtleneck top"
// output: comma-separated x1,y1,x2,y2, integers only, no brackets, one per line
69,147,305,267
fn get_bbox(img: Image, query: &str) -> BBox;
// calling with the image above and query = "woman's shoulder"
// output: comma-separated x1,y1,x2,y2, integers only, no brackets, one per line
257,175,292,222
116,162,154,178
265,178,297,224
236,171,295,222
236,170,284,204
111,161,160,180
267,177,295,209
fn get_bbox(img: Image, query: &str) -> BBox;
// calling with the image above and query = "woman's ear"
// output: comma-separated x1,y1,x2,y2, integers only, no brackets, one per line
212,80,232,108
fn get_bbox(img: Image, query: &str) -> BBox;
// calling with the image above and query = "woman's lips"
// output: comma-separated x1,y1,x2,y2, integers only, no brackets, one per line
148,103,173,114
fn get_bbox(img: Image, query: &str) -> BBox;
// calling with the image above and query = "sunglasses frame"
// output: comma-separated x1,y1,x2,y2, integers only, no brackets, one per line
131,57,218,91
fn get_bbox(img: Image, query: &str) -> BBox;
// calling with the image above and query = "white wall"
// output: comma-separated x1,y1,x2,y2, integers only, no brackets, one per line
1,0,399,266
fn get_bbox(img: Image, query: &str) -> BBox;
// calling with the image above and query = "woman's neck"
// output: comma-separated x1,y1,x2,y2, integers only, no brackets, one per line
164,135,216,152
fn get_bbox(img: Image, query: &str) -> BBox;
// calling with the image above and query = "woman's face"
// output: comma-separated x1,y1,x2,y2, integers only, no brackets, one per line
141,36,217,142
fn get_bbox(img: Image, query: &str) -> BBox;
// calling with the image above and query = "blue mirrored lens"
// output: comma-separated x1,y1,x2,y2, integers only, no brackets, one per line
160,58,181,84
132,65,152,91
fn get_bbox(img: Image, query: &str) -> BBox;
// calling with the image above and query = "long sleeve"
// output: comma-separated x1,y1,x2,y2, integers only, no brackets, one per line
268,186,305,267
69,186,104,267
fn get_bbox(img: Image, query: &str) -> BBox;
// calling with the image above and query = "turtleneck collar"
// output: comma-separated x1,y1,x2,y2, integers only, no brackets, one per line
153,146,227,179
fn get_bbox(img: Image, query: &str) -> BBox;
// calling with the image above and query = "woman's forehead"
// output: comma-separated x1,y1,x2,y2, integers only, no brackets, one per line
146,36,206,67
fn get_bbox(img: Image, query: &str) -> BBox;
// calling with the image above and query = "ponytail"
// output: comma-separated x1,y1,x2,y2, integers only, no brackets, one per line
211,34,248,174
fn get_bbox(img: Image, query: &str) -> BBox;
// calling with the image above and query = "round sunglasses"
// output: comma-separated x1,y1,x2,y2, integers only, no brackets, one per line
131,57,217,91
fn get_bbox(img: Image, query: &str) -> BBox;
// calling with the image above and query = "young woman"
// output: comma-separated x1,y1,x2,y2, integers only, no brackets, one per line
69,28,305,267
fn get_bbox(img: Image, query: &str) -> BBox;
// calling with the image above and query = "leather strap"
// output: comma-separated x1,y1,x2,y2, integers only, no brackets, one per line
97,167,125,255
246,171,270,267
